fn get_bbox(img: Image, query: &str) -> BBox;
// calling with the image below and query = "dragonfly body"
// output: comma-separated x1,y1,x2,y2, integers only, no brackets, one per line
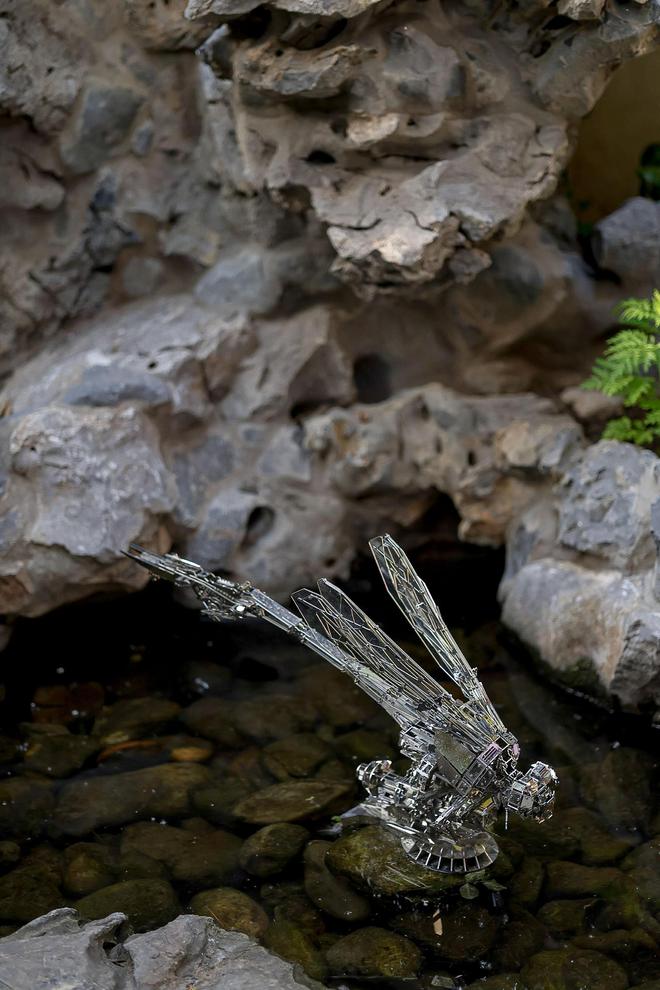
125,535,557,873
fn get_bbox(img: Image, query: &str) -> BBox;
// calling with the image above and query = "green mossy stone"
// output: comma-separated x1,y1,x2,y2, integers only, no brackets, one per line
326,824,464,897
233,779,353,825
190,886,269,939
76,878,179,932
433,902,499,962
537,899,594,937
559,808,638,866
521,948,628,990
493,909,546,970
387,906,445,953
264,918,329,983
506,813,581,862
466,976,525,990
620,839,660,913
63,842,117,897
303,839,371,922
272,894,326,938
117,850,169,882
545,862,623,900
508,856,544,907
325,926,423,979
262,734,333,780
571,929,660,985
0,848,64,924
239,823,309,878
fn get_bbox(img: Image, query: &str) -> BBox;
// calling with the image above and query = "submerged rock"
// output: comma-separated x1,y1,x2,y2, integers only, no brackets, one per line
233,780,353,824
264,918,329,983
262,734,333,780
325,825,463,897
121,821,242,888
521,948,628,990
0,777,55,840
537,899,595,938
0,848,64,924
303,840,371,922
63,842,117,897
94,697,182,745
23,727,100,777
76,879,180,932
325,926,422,979
190,887,269,938
240,823,309,877
433,902,500,962
53,763,212,835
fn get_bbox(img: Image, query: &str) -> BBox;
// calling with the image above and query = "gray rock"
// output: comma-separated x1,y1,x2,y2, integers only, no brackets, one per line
60,83,144,174
195,247,283,316
63,365,171,408
0,909,328,989
593,198,660,287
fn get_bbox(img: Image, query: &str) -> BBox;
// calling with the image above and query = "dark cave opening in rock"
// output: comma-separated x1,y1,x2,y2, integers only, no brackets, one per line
353,353,393,404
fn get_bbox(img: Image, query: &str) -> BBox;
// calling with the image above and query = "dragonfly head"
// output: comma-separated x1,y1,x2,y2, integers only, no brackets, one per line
505,761,558,823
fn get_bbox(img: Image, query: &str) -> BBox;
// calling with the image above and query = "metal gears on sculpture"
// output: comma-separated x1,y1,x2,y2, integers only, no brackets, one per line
125,535,557,874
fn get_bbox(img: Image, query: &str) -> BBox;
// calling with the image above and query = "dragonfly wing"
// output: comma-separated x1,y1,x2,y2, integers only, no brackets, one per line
369,534,506,733
292,580,459,733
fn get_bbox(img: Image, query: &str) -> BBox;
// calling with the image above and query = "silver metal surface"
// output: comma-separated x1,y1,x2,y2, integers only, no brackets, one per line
125,536,557,872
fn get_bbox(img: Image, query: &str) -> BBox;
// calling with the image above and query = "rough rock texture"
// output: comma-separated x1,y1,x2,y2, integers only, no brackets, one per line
3,0,660,709
0,908,325,989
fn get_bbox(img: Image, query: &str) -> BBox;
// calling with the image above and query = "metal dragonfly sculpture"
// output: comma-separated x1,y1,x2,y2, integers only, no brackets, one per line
125,535,557,874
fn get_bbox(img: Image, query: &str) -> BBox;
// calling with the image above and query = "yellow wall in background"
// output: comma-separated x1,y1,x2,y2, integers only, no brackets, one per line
568,46,660,223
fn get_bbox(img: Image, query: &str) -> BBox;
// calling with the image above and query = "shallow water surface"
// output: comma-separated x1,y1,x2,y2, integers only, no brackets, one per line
0,574,658,990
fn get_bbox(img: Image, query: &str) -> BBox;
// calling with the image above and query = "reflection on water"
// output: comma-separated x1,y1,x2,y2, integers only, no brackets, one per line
0,581,658,990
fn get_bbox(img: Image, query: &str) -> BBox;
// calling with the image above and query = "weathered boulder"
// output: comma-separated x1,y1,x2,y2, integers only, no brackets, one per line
0,909,327,989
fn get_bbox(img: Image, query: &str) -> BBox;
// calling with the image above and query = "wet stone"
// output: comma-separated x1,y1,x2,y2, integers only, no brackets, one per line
121,821,242,888
545,862,623,900
621,838,660,913
262,733,333,780
192,779,253,827
22,726,101,778
332,728,396,764
325,825,464,897
53,763,212,835
179,698,244,748
270,891,325,938
76,878,180,932
239,823,309,878
507,855,544,907
433,902,500,962
521,948,629,990
94,697,182,746
303,839,371,922
0,777,55,840
0,847,64,924
190,887,269,939
537,899,595,937
0,843,20,870
466,977,522,990
493,909,546,970
325,926,423,980
233,779,353,825
63,842,116,897
232,695,317,743
571,929,660,985
117,849,169,882
579,749,655,832
263,918,329,983
296,667,381,729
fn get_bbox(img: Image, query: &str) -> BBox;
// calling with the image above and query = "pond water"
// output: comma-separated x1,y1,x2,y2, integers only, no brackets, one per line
0,552,658,990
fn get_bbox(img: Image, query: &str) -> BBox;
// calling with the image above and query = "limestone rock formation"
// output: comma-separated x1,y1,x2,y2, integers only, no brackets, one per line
2,0,660,709
0,908,325,989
